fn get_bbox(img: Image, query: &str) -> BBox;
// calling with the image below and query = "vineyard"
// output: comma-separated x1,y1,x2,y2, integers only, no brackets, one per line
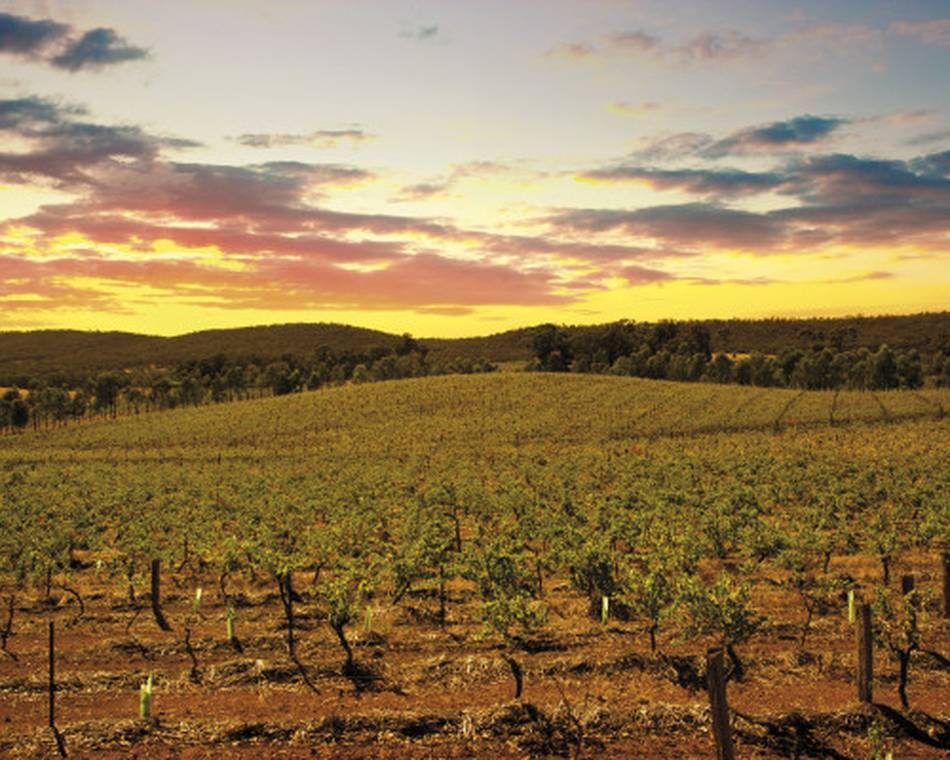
0,373,948,758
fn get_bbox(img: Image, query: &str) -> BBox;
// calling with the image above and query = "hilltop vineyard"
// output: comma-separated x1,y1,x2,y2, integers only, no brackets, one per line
0,373,948,758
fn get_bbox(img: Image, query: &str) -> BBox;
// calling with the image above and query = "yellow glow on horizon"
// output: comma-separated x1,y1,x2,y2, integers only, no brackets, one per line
577,277,949,322
2,271,943,340
1,181,945,338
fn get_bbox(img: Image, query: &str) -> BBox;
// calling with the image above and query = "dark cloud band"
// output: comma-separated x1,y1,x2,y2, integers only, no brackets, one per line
51,28,148,71
634,115,849,160
0,12,147,71
0,11,69,55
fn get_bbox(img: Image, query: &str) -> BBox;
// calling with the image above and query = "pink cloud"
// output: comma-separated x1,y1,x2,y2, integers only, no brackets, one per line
545,41,597,60
619,264,676,285
0,248,571,313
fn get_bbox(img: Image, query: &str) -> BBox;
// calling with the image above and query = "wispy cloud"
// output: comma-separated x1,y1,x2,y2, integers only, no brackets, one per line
556,148,950,254
547,19,908,67
704,115,849,157
550,203,786,250
629,132,712,161
827,271,894,284
545,41,597,60
608,100,662,115
234,129,375,149
400,24,439,41
391,161,530,203
605,30,660,52
579,166,789,197
906,129,950,147
547,26,767,64
861,110,934,127
393,182,451,201
619,263,675,285
672,31,769,62
888,19,950,47
633,115,849,160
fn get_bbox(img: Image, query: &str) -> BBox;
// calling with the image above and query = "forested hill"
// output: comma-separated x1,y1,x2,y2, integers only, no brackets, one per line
0,324,403,386
700,312,950,356
428,312,950,362
0,311,947,386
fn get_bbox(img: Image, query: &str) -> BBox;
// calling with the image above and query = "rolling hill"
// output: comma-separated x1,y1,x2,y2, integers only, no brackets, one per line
1,372,947,758
5,371,947,459
0,311,947,386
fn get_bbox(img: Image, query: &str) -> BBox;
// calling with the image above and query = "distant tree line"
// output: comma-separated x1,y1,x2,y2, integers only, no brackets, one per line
2,313,946,386
528,321,949,390
0,335,496,433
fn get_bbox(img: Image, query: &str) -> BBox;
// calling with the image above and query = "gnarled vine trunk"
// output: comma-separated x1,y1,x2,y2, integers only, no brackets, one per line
150,559,172,631
331,621,354,674
277,572,318,692
1,594,16,660
502,653,523,700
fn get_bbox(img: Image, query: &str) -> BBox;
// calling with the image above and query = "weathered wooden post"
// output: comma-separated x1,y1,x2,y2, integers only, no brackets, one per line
900,574,914,595
856,602,873,703
706,647,736,760
48,621,55,729
49,621,67,757
847,589,855,624
942,551,950,619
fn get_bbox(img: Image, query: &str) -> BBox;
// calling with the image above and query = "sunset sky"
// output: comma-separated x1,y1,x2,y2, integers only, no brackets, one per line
0,0,948,337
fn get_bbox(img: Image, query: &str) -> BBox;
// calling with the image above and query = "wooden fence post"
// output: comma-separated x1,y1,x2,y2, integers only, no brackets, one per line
49,620,67,757
942,552,950,619
856,602,873,703
48,621,55,729
706,647,736,760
